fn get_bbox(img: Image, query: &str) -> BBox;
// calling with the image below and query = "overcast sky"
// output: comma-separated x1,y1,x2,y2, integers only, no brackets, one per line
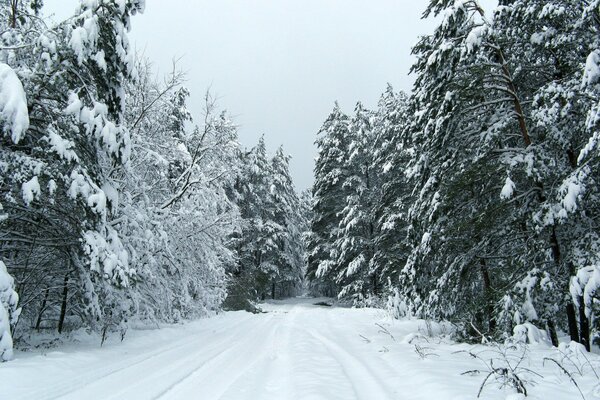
43,0,441,190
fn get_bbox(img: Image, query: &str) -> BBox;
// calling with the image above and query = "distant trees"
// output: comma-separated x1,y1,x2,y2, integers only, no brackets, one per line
308,93,411,305
225,137,307,310
306,105,351,297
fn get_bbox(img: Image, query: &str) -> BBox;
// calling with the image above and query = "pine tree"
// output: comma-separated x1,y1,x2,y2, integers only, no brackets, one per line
334,103,379,302
397,0,600,346
0,0,144,336
306,104,351,297
403,0,520,334
370,87,412,300
226,137,277,306
270,147,306,298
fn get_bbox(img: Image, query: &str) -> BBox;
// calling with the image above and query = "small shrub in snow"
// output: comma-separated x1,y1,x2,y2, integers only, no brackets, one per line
0,261,20,361
458,344,541,398
511,323,552,346
556,341,600,379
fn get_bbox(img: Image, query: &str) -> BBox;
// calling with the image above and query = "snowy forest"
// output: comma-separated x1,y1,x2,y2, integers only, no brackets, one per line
0,0,309,361
2,0,600,398
308,0,600,352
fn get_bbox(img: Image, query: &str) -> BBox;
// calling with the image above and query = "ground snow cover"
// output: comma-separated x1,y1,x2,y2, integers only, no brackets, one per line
1,297,599,399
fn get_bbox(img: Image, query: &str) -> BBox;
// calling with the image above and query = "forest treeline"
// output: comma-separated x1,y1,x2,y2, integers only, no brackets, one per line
0,0,307,361
307,0,600,349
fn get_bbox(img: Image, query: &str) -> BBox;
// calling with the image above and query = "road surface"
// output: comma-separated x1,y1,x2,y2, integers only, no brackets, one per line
2,298,590,400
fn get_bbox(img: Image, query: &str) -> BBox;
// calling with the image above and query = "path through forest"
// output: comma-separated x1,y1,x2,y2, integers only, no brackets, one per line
2,298,594,400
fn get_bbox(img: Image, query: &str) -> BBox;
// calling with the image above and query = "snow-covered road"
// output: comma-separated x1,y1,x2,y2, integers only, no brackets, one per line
2,298,597,400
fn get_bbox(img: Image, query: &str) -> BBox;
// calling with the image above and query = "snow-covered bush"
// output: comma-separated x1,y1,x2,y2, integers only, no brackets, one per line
511,323,551,346
0,261,19,361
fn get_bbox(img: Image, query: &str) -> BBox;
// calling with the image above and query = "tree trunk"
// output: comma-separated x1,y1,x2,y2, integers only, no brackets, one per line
548,229,585,348
9,0,17,28
579,296,591,351
479,259,496,333
550,227,560,264
58,274,69,334
271,282,276,300
566,302,580,342
371,273,378,297
546,319,559,347
35,288,49,332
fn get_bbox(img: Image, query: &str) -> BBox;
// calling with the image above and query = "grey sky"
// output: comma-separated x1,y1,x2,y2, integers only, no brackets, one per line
43,1,442,190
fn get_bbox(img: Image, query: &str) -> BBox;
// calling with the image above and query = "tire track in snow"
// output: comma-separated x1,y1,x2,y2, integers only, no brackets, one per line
325,309,405,385
153,313,282,400
214,305,299,400
305,328,397,400
110,314,276,400
27,332,216,400
7,300,411,400
284,307,361,400
35,313,258,400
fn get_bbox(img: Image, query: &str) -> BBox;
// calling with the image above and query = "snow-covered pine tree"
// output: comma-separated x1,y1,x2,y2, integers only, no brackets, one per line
404,0,521,335
334,102,380,303
0,0,144,336
483,0,600,349
570,2,600,340
226,136,281,307
270,147,306,298
370,87,413,304
306,104,351,297
400,0,600,347
531,0,600,349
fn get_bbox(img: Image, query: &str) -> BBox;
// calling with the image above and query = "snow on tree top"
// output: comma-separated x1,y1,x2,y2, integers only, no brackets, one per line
0,63,29,144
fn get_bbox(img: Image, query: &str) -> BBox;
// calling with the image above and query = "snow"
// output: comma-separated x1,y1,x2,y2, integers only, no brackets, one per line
560,175,584,213
83,228,132,286
346,254,365,276
582,50,600,88
0,63,29,144
382,161,392,173
101,183,119,213
500,176,516,200
47,130,79,162
64,92,83,116
464,25,487,54
2,298,598,399
48,180,57,196
93,50,107,71
21,176,41,206
0,302,12,361
69,27,89,65
571,265,600,318
420,232,431,249
512,323,551,346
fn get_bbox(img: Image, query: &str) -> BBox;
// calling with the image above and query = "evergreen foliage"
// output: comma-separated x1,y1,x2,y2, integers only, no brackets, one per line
307,0,600,350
